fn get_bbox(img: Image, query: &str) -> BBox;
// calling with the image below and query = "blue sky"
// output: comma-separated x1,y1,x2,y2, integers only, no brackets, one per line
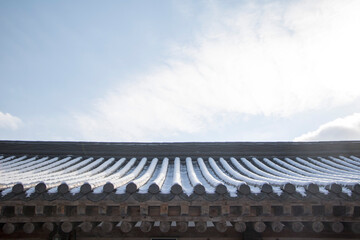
1,0,360,142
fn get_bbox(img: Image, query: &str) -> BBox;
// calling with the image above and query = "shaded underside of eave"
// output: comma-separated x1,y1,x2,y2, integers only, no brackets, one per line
1,140,360,158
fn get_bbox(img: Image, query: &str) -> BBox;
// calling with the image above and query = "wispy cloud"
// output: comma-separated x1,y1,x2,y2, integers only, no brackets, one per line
294,113,360,141
0,111,22,130
75,0,360,141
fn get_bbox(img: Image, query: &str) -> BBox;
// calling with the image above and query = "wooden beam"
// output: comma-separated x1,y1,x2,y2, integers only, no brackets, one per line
61,221,73,233
176,221,188,233
42,222,54,232
215,221,227,233
140,221,152,233
253,221,266,233
312,221,324,233
79,222,93,233
195,221,207,233
271,221,284,233
159,221,170,233
119,221,133,233
23,222,35,234
2,223,15,235
98,221,113,233
331,222,344,233
292,222,304,232
351,222,360,234
234,222,246,232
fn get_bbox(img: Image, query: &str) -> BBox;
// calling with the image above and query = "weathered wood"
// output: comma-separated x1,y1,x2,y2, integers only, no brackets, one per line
281,183,295,194
23,222,35,234
351,222,360,234
215,184,227,195
61,221,73,233
77,205,86,215
222,205,229,216
176,221,188,232
2,223,15,234
119,221,133,233
238,184,250,195
140,204,148,216
324,204,333,216
261,184,272,194
35,182,47,193
306,183,319,194
195,221,207,233
271,221,284,232
79,222,93,233
148,183,160,194
346,206,354,216
181,205,189,216
159,221,170,233
262,205,271,216
58,182,69,194
234,222,246,232
15,205,23,215
57,205,65,216
171,183,182,195
98,221,113,233
303,204,312,216
215,221,227,233
12,183,24,194
242,205,250,216
253,221,266,233
119,205,127,216
312,221,324,233
292,221,304,232
194,184,205,195
35,205,44,216
98,205,107,215
160,204,168,216
42,222,54,232
140,221,152,232
325,183,342,194
331,221,344,233
80,183,92,194
126,182,138,193
283,205,291,216
103,182,114,193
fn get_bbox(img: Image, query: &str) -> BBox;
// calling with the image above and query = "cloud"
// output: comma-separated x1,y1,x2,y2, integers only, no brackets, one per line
0,112,22,130
294,113,360,141
75,0,360,141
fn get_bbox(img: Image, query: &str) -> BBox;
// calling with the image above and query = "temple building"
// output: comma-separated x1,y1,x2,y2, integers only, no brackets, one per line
1,140,360,239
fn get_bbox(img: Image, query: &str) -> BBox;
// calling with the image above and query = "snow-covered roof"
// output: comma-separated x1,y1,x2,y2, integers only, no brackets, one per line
1,141,360,201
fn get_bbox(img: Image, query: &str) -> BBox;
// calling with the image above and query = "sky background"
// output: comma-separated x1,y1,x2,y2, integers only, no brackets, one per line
1,0,360,142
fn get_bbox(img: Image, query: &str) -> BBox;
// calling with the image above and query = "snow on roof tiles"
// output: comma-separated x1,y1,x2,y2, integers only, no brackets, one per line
1,141,360,201
1,154,360,199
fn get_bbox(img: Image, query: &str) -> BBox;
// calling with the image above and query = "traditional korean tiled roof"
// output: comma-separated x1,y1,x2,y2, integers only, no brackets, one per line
1,141,360,202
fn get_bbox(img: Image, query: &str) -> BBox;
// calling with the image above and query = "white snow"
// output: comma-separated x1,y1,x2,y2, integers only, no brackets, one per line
197,158,223,187
186,157,202,187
